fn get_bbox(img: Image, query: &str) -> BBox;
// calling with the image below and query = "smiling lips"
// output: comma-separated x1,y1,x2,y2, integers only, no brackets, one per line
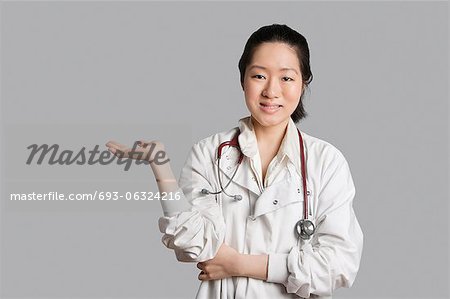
259,102,282,113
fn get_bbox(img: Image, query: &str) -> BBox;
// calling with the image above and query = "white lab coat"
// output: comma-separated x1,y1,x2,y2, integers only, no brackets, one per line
158,116,363,299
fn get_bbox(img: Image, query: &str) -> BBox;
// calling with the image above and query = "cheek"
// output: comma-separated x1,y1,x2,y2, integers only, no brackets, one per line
244,86,260,103
285,85,303,101
244,96,258,112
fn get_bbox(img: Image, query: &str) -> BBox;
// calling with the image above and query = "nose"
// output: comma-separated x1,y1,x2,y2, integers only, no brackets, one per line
262,78,280,98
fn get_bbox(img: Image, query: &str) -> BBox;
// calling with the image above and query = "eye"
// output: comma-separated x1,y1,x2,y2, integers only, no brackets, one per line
252,74,266,80
282,77,294,82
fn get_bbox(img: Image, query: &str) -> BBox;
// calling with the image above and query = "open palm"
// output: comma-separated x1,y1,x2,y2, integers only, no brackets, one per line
105,140,165,162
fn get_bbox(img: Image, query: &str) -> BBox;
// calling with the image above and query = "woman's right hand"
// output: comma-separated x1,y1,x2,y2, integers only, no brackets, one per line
105,140,165,162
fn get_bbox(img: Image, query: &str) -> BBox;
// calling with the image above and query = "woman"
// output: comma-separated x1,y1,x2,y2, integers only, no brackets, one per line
106,24,363,299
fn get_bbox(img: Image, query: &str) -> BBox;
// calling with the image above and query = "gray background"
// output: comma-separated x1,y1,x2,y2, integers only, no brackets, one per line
1,1,448,298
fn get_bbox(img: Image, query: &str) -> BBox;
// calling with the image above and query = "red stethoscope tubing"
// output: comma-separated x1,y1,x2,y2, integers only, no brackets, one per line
217,128,309,220
298,129,309,220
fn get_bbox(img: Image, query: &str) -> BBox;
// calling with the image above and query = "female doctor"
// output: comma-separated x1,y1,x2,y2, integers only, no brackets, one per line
106,24,363,299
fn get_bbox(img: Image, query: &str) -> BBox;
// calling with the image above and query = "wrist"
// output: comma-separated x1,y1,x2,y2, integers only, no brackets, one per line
236,253,268,280
235,253,246,277
151,162,174,178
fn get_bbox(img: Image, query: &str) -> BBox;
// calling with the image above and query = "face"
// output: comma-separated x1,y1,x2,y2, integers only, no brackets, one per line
242,42,303,129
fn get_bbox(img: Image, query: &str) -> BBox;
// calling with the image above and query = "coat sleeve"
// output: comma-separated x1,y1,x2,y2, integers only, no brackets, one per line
157,141,226,263
266,149,364,298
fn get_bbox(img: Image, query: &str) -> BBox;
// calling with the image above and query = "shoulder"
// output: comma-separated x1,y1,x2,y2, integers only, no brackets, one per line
197,126,239,148
299,131,355,200
190,126,239,159
300,130,350,170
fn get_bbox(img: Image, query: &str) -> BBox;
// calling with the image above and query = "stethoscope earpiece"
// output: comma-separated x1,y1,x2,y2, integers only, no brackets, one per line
201,188,227,197
200,188,242,201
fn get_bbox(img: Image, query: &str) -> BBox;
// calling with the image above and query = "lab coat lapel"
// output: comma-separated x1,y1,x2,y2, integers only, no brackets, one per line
214,146,261,196
253,172,303,218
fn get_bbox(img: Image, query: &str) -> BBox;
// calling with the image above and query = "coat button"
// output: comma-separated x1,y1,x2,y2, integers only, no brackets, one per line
306,190,311,196
273,199,278,205
297,188,301,193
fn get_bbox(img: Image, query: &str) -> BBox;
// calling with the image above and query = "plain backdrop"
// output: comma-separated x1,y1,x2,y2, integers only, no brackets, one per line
0,1,448,299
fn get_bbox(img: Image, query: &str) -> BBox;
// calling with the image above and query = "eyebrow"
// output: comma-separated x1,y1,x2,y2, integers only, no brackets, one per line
248,65,299,75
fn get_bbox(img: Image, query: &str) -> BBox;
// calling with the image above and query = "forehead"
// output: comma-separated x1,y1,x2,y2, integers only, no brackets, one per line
249,42,300,70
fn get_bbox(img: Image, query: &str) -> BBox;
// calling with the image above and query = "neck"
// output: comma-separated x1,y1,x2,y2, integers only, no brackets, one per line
251,116,289,145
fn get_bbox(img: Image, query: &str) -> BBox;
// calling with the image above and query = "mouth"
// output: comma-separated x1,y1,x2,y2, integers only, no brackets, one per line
259,102,283,114
260,103,283,109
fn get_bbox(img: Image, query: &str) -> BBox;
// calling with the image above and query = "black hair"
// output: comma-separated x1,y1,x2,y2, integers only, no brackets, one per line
238,24,313,123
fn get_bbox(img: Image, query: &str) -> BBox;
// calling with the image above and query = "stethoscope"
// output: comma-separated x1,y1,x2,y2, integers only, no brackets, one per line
201,129,316,240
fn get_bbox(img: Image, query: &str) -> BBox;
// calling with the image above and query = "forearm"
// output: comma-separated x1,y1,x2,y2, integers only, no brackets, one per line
151,161,179,192
238,253,268,281
150,157,191,216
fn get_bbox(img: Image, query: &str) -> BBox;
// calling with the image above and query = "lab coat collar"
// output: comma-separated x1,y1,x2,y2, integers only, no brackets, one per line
213,116,304,197
214,146,262,196
237,116,302,176
214,145,304,217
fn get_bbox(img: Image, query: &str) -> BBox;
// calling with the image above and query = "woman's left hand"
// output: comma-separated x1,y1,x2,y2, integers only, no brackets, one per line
197,243,242,281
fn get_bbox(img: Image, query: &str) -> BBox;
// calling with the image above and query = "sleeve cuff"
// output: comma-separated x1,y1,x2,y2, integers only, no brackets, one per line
266,253,290,284
160,188,192,217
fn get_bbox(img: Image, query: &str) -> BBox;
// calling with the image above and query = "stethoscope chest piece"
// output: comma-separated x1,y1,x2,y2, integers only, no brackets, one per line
295,219,316,240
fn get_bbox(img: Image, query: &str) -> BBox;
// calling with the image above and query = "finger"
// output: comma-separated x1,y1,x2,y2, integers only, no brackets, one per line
198,271,209,281
111,148,132,159
105,141,129,153
107,148,117,154
105,145,126,158
105,140,117,147
105,145,128,158
106,141,145,159
196,262,203,270
105,140,123,149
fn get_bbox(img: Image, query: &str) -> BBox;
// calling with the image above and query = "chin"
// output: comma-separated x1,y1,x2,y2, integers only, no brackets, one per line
252,114,286,128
